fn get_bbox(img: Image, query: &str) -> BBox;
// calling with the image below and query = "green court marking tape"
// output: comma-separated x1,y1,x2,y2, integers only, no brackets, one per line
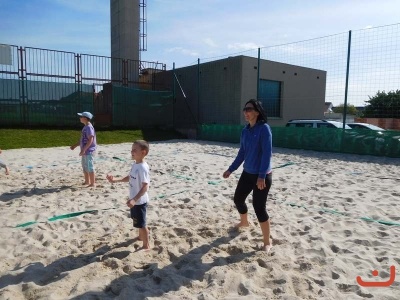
210,162,296,185
288,202,306,208
360,217,400,226
15,221,40,228
208,180,222,185
112,156,126,161
47,210,98,222
15,207,119,228
157,190,187,199
283,200,400,227
273,162,295,169
171,174,195,180
320,208,346,216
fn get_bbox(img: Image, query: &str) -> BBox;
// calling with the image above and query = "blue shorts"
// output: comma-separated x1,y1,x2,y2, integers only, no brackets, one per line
130,203,147,228
81,154,94,172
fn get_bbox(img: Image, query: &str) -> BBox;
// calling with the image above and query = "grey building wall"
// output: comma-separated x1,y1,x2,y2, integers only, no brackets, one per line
241,56,327,126
155,55,326,130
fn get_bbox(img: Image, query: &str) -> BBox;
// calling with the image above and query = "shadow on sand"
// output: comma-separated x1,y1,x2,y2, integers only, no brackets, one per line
0,185,73,202
70,230,255,299
0,239,139,290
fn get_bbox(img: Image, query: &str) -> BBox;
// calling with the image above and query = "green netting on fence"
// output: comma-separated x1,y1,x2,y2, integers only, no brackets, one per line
198,124,400,157
112,86,173,127
0,79,93,126
199,124,242,143
27,96,93,126
0,99,21,125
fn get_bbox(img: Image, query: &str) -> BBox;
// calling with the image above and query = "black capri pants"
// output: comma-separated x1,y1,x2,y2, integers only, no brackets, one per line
233,171,272,222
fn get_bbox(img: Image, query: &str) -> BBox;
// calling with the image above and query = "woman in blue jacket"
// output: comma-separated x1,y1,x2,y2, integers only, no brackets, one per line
223,99,273,253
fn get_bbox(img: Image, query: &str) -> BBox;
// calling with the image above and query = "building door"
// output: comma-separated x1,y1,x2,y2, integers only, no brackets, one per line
259,79,281,117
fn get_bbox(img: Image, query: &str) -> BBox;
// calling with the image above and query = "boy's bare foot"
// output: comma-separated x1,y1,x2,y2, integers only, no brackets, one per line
82,182,89,185
5,167,9,175
132,236,142,242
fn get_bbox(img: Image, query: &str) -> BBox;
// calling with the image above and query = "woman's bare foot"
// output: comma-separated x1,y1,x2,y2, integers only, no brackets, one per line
134,246,151,252
87,184,96,188
142,244,151,251
5,167,9,175
262,244,272,254
82,182,89,185
234,221,250,228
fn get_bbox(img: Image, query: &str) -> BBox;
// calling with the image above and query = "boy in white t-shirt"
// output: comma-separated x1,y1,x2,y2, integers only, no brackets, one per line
0,149,10,175
106,140,150,250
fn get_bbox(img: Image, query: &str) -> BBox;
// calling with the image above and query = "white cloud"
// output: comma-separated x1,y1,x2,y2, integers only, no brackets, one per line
227,42,261,51
203,38,218,48
165,47,199,57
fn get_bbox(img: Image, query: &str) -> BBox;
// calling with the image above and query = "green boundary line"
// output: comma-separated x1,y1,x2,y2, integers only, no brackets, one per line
284,201,400,226
208,162,296,185
15,160,399,229
15,208,117,228
15,191,188,228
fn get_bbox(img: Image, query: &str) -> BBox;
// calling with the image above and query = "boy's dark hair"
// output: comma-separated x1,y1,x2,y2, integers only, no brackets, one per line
134,140,149,154
245,99,268,123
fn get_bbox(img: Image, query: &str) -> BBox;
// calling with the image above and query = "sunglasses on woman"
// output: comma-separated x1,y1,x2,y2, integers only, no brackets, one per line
243,107,256,112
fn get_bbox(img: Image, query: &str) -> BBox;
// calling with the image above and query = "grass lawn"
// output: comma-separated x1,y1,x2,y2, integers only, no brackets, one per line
0,128,186,149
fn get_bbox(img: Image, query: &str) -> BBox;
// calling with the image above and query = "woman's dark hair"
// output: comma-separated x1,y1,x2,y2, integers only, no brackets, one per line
245,99,268,123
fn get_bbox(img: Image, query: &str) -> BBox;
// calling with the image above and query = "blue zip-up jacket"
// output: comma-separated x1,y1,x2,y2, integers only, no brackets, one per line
228,122,272,178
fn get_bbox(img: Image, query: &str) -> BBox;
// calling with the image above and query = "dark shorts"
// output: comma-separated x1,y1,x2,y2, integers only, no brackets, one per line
130,203,147,228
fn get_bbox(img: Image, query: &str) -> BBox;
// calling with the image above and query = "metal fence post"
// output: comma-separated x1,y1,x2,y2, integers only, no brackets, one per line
341,30,352,152
257,48,260,100
75,53,81,115
173,62,176,128
197,58,200,125
18,47,27,125
343,30,352,127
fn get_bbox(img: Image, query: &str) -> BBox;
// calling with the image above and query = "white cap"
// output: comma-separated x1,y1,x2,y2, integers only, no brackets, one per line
77,112,93,119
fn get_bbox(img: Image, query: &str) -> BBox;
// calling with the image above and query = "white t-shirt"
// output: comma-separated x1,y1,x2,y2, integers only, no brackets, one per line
129,161,150,205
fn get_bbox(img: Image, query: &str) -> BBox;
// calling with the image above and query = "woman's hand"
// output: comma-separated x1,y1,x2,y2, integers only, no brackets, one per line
222,170,231,178
257,178,266,190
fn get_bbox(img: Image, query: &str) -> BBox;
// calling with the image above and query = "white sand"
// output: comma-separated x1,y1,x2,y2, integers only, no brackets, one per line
0,140,399,299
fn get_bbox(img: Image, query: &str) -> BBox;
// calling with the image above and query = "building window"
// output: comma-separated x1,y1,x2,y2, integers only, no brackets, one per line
259,79,281,117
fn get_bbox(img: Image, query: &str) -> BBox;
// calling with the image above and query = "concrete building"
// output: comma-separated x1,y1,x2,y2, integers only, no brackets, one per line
155,55,327,131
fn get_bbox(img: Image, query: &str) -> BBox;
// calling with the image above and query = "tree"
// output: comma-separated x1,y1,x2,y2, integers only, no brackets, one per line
362,90,400,118
332,103,358,115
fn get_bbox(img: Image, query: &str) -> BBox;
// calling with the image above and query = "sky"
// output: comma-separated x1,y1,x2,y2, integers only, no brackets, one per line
0,0,399,105
1,0,399,69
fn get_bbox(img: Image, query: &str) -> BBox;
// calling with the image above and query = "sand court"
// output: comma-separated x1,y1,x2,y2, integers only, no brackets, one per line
0,140,399,299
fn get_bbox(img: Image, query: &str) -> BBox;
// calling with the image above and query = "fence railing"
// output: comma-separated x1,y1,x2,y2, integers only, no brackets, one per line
198,124,400,158
1,23,400,157
258,24,400,121
0,44,169,127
